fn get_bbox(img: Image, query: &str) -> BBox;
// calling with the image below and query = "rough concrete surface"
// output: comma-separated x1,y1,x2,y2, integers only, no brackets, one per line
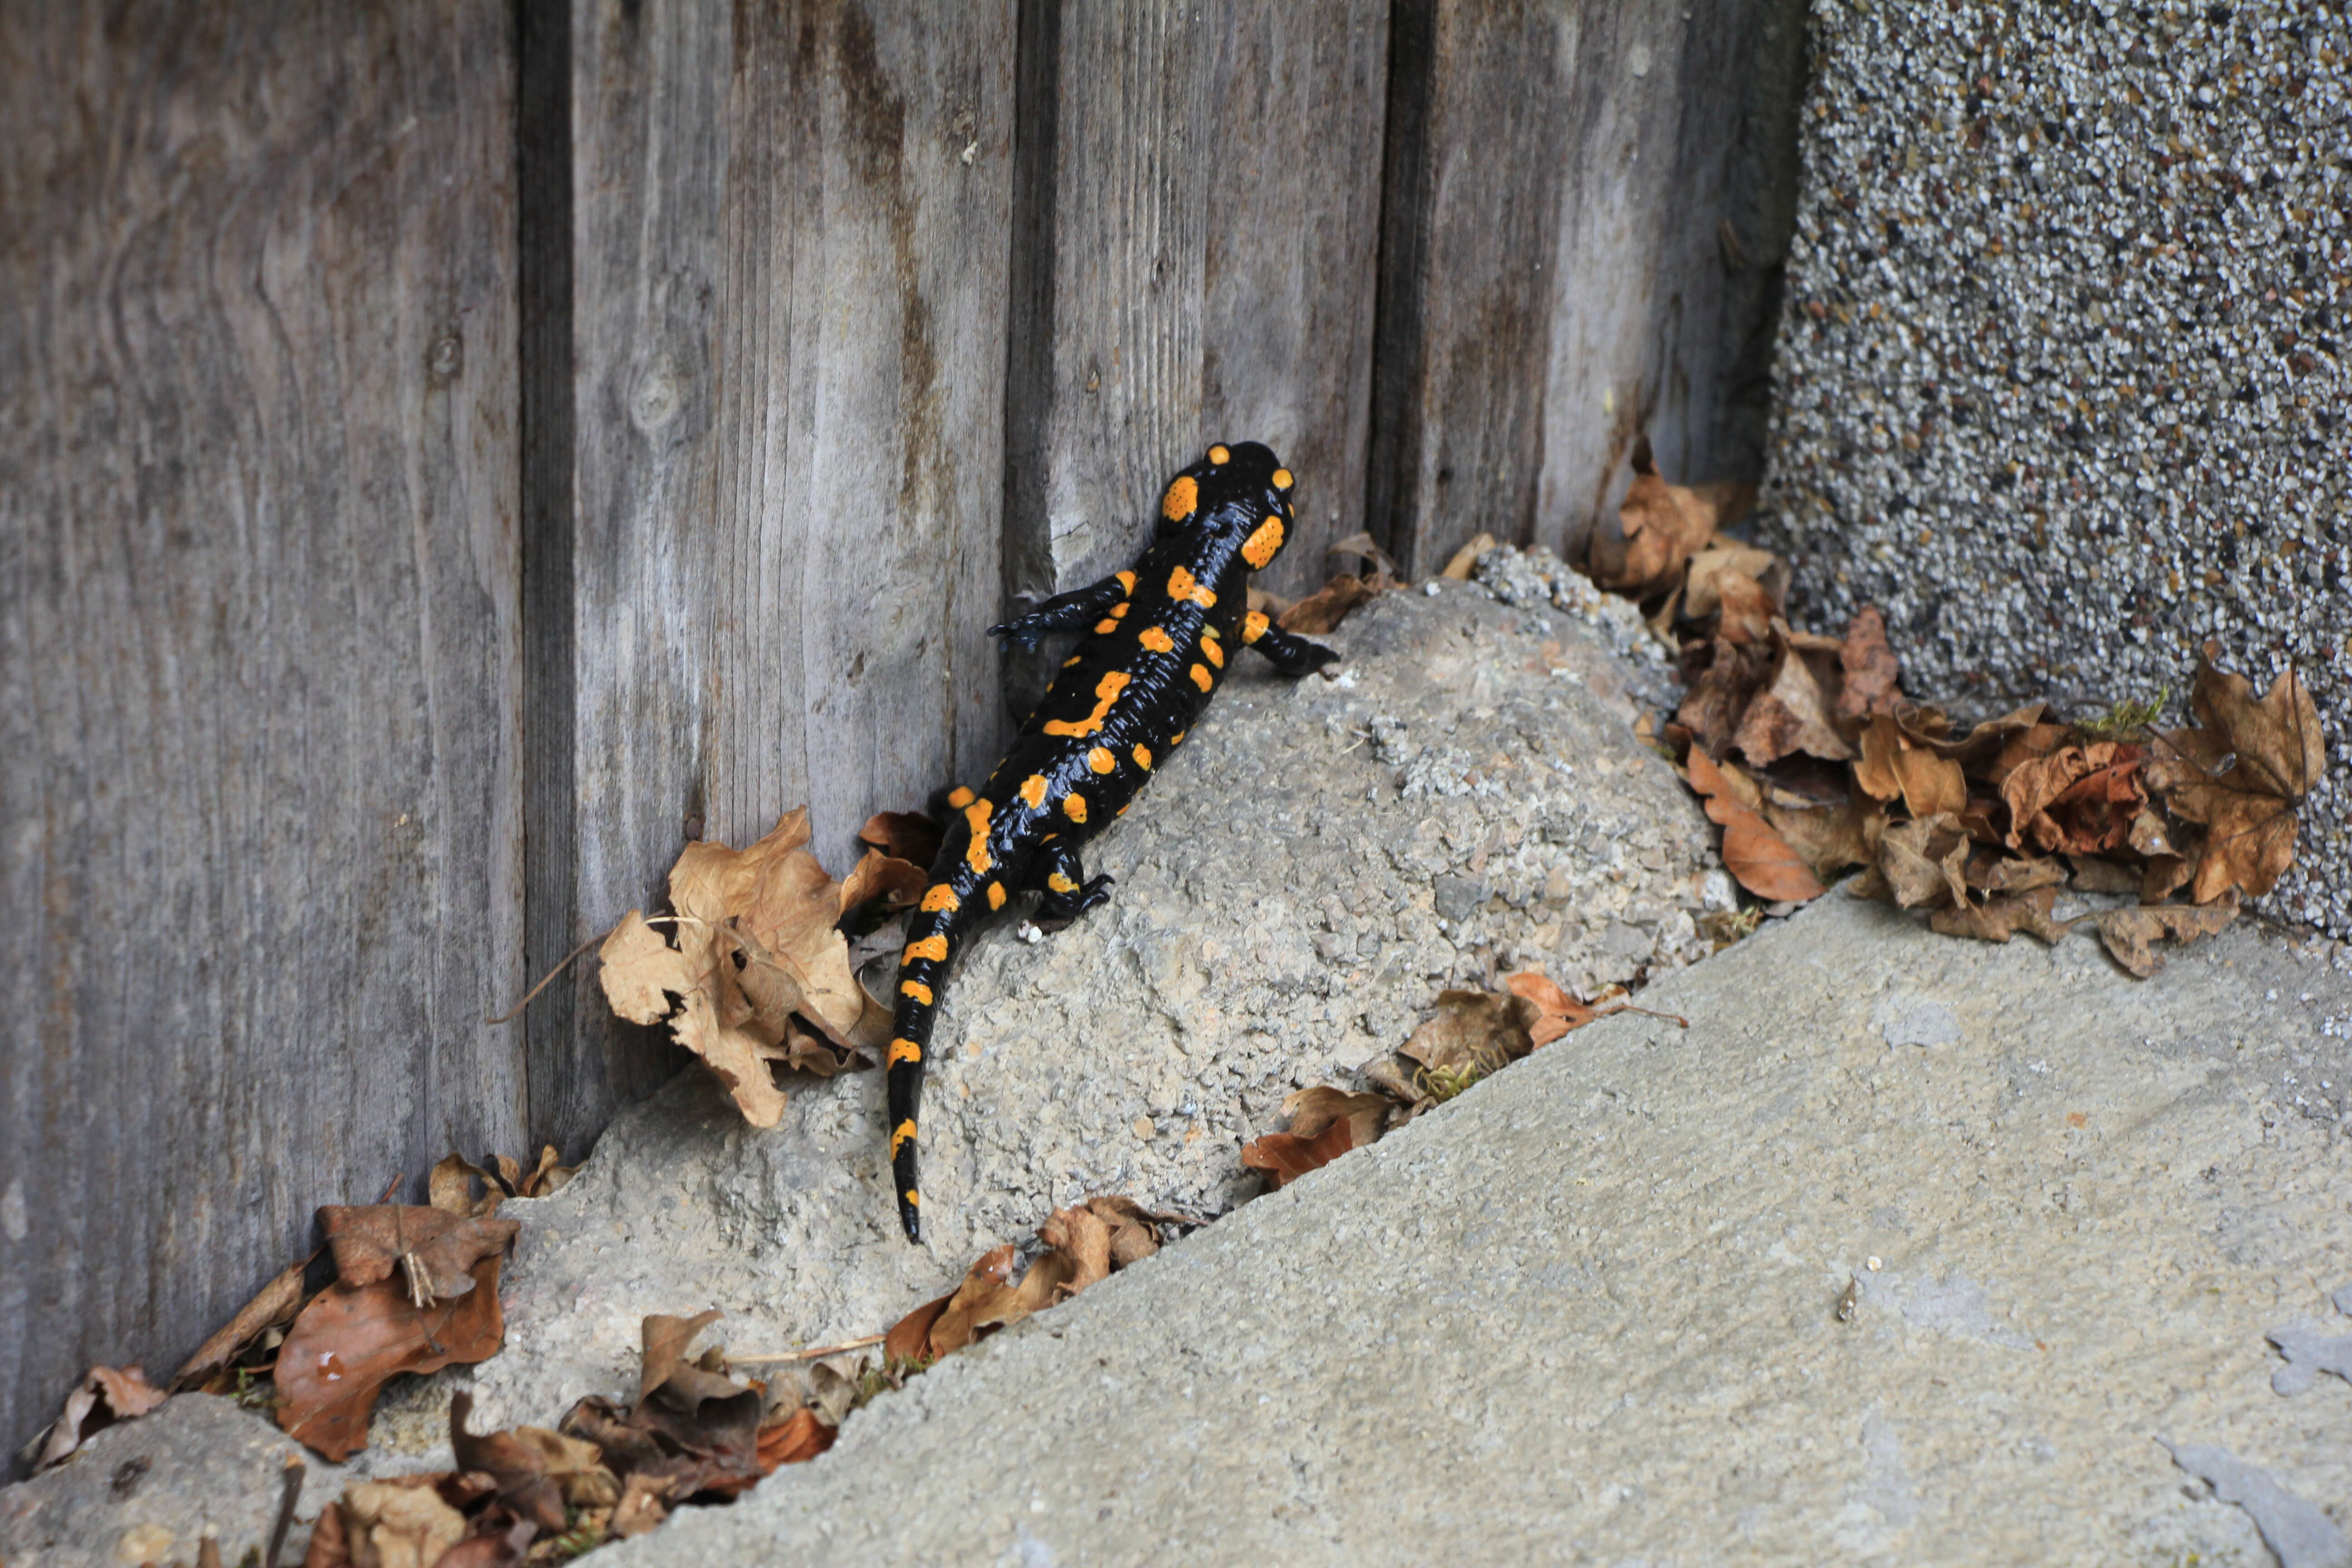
598,892,2352,1567
353,573,1716,1458
0,1394,306,1568
1756,0,2352,937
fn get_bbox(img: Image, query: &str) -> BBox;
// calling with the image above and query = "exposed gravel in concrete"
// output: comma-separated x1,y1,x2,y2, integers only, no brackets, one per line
599,892,2352,1567
1756,0,2351,936
348,573,1717,1461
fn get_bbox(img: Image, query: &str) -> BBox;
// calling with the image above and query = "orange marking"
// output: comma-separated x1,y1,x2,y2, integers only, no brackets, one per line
1167,565,1216,608
1047,871,1078,894
1063,792,1089,824
891,1120,917,1156
1162,475,1199,522
1111,601,1130,619
1207,444,1230,465
1202,638,1224,669
1095,618,1119,633
1043,669,1132,737
946,786,975,809
1063,655,1083,667
1243,610,1271,644
1272,468,1293,490
887,1038,922,1067
987,881,1007,909
1088,745,1116,774
1132,744,1152,770
1139,626,1176,653
1020,774,1048,808
1116,570,1136,593
964,799,995,875
1171,730,1188,745
903,1190,919,1207
1241,514,1285,569
901,980,933,1004
903,935,949,964
1190,663,1213,692
921,884,960,913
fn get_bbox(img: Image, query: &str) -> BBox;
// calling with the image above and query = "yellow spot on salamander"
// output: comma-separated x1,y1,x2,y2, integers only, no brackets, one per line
1139,626,1175,653
1063,792,1089,824
987,881,1006,909
1043,669,1132,737
964,799,994,875
1202,638,1224,668
1111,601,1130,619
1162,475,1198,522
901,980,933,1004
1241,514,1285,569
1094,618,1119,633
1087,745,1116,774
887,1038,922,1067
1047,871,1078,894
946,786,975,809
1207,444,1230,465
1171,730,1187,745
1116,570,1136,594
891,1120,917,1156
1020,774,1047,808
903,935,949,964
903,1190,919,1207
1272,467,1293,490
921,884,960,913
1167,565,1216,608
1190,663,1213,692
1243,610,1271,644
1132,744,1152,769
1063,655,1083,667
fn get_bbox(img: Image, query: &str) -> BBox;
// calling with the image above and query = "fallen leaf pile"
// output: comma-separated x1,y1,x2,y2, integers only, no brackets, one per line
1583,437,2328,979
884,1196,1178,1370
595,809,927,1126
25,1362,167,1470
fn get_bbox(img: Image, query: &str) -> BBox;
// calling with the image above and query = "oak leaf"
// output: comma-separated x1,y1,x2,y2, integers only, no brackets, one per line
2145,651,2325,902
2096,893,2240,978
318,1205,519,1304
1686,746,1826,902
276,1257,506,1461
1931,885,2070,945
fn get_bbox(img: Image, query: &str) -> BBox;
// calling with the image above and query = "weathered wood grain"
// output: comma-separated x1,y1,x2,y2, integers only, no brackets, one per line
1372,0,1801,575
1009,0,1390,608
546,0,1017,1151
0,0,522,1467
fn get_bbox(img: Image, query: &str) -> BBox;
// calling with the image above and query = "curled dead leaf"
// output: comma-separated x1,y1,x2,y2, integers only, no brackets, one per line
1855,715,1968,819
1440,531,1499,580
318,1205,518,1304
276,1257,507,1461
1587,436,1725,598
1277,573,1379,635
1503,970,1601,1046
1931,885,2071,945
1685,746,1826,903
755,1408,837,1472
1675,637,1772,762
837,849,927,918
173,1261,309,1392
858,810,943,871
1836,607,1901,721
1762,794,1885,881
1400,989,1542,1076
1732,626,1853,765
33,1364,168,1471
1872,813,1971,911
2095,893,2240,978
1239,1117,1358,1190
2144,650,2325,902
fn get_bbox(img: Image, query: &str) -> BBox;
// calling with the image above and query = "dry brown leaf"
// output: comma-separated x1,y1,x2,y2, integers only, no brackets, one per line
1327,531,1401,590
1037,1205,1115,1297
1440,531,1499,580
1281,1086,1392,1145
2145,650,2326,902
1278,573,1377,635
1400,989,1542,1075
449,1391,613,1530
1685,746,1826,903
2096,893,2240,978
428,1155,507,1220
1763,794,1885,881
1931,885,2070,945
1873,814,1971,910
638,1311,727,1406
858,810,944,870
2002,741,2144,855
2067,856,2142,895
1079,1196,1166,1268
1588,437,1724,598
1965,851,2069,894
1675,637,1772,762
1502,970,1601,1045
1856,715,1969,818
318,1205,518,1304
611,1474,670,1539
597,911,701,1026
1711,570,1779,646
1682,544,1786,622
755,1409,837,1471
334,1480,467,1568
1238,1118,1358,1190
1836,607,1901,721
34,1363,168,1470
1733,630,1853,765
276,1258,507,1461
837,849,927,917
174,1261,308,1391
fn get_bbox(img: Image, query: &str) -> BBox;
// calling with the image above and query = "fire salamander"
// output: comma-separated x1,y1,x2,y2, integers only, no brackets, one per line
885,441,1337,1242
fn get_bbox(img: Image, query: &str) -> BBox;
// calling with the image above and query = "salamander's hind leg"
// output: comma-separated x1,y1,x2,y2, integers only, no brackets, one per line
1241,611,1340,677
1029,839,1114,926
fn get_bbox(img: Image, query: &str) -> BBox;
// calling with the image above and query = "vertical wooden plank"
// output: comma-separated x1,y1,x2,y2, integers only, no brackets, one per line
0,0,522,1464
1009,0,1390,609
552,0,1016,1151
1371,0,1797,575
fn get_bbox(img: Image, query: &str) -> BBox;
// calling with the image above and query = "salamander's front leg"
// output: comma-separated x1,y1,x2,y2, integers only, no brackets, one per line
1241,610,1340,677
987,570,1137,651
1028,838,1114,925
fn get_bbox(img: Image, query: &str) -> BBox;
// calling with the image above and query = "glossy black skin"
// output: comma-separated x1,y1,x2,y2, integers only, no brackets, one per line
884,441,1336,1243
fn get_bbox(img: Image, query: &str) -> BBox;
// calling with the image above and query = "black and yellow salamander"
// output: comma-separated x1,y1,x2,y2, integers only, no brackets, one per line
884,441,1338,1242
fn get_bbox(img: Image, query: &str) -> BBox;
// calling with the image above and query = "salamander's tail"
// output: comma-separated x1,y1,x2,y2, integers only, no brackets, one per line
886,883,966,1244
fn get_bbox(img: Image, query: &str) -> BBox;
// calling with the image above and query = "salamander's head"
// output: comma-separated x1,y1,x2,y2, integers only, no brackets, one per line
1155,441,1296,572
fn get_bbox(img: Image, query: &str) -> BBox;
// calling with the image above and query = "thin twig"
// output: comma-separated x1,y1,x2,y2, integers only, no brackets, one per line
1600,1003,1690,1028
488,931,605,1025
727,1333,887,1365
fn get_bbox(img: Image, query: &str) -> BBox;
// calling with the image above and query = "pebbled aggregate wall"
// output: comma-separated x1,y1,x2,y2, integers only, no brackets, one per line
1755,0,2352,935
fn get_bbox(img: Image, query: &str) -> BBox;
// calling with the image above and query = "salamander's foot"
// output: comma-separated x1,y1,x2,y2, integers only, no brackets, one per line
1036,872,1114,927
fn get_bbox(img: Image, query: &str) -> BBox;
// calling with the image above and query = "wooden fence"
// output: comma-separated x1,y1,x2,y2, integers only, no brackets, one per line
0,0,1806,1463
